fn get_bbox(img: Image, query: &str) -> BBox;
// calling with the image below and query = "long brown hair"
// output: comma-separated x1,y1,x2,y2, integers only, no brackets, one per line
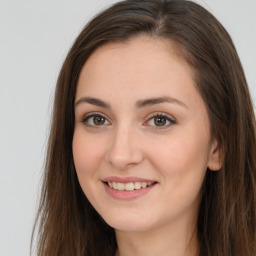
32,0,256,255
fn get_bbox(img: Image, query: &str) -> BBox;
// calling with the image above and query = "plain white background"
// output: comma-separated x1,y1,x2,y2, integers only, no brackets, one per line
0,1,255,255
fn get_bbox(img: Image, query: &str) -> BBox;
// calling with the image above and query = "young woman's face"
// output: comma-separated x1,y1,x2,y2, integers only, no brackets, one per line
73,36,220,232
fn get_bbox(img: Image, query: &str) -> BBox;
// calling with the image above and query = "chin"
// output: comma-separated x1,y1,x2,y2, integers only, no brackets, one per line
101,210,157,232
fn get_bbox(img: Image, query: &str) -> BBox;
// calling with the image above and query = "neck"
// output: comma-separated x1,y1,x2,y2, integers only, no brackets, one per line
114,218,199,256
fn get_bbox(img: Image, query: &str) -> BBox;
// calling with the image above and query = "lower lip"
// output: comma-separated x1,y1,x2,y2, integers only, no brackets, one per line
103,182,157,200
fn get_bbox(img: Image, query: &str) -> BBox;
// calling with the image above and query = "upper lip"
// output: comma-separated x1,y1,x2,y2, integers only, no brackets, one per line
102,176,157,183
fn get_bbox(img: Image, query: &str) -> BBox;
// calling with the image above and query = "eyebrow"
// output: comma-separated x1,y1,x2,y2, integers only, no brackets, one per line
75,97,111,108
75,96,188,109
136,96,188,109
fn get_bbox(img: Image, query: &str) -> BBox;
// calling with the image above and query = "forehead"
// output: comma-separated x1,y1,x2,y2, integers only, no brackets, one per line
99,35,183,54
85,35,187,71
76,35,195,97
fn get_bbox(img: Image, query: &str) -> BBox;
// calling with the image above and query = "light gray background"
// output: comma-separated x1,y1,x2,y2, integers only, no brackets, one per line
0,1,255,255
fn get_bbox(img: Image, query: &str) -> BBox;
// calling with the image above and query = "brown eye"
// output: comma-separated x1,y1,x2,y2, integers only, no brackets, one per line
93,115,106,125
154,116,167,126
82,114,110,127
146,113,176,129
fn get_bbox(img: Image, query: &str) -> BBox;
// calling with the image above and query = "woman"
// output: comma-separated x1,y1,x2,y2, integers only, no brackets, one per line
32,0,256,255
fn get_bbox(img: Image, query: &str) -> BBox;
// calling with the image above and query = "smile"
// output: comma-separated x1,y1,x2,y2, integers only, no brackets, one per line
107,181,155,191
102,177,158,200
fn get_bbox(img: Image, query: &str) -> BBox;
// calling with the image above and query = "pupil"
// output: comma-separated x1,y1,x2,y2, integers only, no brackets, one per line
93,116,105,125
154,116,166,126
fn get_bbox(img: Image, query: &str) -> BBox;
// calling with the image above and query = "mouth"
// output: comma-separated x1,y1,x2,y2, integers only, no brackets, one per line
102,176,158,199
104,181,157,191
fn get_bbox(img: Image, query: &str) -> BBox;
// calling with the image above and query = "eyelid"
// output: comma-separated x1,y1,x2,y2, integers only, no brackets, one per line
144,112,176,129
81,112,111,127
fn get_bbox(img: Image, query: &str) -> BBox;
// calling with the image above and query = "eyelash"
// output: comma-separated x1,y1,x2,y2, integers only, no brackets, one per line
81,112,111,128
81,112,176,129
145,113,176,129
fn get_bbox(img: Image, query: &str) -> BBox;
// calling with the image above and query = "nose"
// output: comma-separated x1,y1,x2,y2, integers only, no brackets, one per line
105,124,144,170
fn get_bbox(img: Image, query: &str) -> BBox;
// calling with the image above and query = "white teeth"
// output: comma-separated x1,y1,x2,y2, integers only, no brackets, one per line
112,182,117,190
141,182,147,188
125,182,134,191
134,182,142,189
117,182,125,191
106,181,155,191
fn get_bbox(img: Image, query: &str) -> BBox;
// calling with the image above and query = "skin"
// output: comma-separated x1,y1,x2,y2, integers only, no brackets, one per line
73,35,221,256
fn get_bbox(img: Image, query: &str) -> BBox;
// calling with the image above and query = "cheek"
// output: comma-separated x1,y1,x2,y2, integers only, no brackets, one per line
72,128,105,178
163,141,207,172
146,130,210,190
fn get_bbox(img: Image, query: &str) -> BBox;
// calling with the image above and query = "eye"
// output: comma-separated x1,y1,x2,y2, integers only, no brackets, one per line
82,113,110,127
146,113,176,128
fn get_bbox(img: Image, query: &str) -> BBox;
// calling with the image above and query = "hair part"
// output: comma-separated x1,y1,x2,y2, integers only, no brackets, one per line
32,0,256,255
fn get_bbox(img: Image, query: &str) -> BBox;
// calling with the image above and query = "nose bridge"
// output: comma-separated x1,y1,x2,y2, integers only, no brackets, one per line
106,121,143,169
